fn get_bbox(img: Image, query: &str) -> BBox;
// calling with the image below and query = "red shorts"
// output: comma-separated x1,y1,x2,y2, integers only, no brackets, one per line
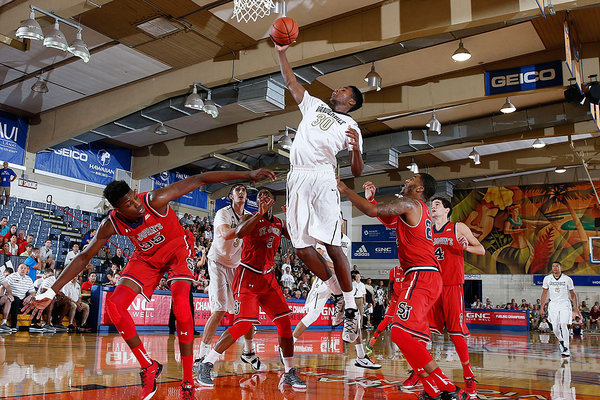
121,238,195,301
232,267,291,325
391,269,442,342
384,295,399,318
428,284,470,337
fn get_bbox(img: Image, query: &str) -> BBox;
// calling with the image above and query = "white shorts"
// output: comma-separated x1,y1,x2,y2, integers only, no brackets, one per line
301,278,332,327
286,166,341,249
548,302,572,326
207,258,236,313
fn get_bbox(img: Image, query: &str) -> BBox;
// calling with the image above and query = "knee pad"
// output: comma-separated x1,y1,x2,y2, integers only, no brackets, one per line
106,285,138,340
228,321,253,340
171,281,194,343
274,316,293,338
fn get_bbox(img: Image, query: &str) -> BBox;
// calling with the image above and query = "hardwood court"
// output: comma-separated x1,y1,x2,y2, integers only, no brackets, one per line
1,330,598,399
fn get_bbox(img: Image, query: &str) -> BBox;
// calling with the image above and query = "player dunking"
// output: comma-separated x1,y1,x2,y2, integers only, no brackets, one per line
276,42,365,342
24,169,275,400
338,174,469,400
195,189,305,389
540,261,581,357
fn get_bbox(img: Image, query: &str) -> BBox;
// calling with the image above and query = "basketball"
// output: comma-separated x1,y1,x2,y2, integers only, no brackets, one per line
270,17,299,46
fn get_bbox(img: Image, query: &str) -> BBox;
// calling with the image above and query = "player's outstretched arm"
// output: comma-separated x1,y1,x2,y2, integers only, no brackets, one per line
235,197,274,238
150,169,276,211
338,177,415,219
347,127,364,177
275,44,305,105
363,181,397,228
21,219,114,318
456,222,485,256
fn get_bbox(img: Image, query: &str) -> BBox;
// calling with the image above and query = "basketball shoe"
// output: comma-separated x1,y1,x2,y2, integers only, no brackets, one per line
139,360,162,400
441,387,470,400
402,370,420,389
195,362,214,387
342,308,360,342
180,381,194,400
464,377,477,398
279,368,306,390
332,295,345,326
240,351,266,371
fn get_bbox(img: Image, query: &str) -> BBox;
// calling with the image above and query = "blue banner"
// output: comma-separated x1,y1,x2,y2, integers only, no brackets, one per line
352,242,398,259
35,143,131,186
485,61,563,95
214,193,258,214
0,110,28,166
533,275,600,286
362,224,396,242
153,169,208,210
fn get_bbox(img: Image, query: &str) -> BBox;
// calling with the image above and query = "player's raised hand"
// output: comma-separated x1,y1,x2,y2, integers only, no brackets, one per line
346,126,359,151
363,181,377,201
248,168,276,182
258,196,274,216
274,42,294,52
281,205,287,214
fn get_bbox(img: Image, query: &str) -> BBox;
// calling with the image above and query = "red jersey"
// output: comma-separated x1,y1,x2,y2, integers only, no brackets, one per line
432,222,465,285
108,192,187,260
240,215,283,272
388,265,404,297
395,199,439,273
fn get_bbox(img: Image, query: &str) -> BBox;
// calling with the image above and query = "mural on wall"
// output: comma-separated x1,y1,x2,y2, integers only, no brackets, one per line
452,183,600,275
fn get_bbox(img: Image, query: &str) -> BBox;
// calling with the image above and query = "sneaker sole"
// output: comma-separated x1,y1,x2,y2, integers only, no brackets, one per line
401,383,420,389
196,380,214,387
354,362,381,370
141,364,163,400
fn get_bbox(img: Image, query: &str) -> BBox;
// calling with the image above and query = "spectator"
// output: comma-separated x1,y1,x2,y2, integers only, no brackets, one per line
580,300,589,313
3,225,17,244
110,248,126,269
16,230,25,246
588,304,600,331
301,289,308,299
107,272,120,286
104,264,120,285
23,247,41,282
571,315,583,337
203,225,213,241
3,264,35,331
19,243,33,257
64,243,80,267
484,298,494,309
364,278,374,328
538,317,550,333
18,234,34,255
0,217,8,236
6,235,18,255
0,161,17,205
282,287,291,299
0,242,9,255
353,273,366,327
472,299,483,309
60,275,90,332
293,290,302,300
81,272,98,292
81,229,96,249
39,239,56,270
519,299,529,310
531,304,541,330
0,269,13,332
29,267,57,333
280,266,295,290
157,277,168,291
373,280,386,327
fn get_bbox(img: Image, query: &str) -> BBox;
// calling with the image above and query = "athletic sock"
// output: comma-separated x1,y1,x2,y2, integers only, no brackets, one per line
343,291,357,310
132,343,153,369
421,374,442,397
198,342,211,359
325,276,342,296
355,344,366,359
430,367,457,392
462,362,474,378
283,357,293,373
244,338,254,353
1,319,7,325
204,349,221,365
182,355,193,382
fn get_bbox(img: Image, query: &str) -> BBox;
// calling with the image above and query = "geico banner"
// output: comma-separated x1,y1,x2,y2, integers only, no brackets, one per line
0,110,28,166
352,242,398,259
214,193,258,214
465,309,529,327
485,60,563,96
362,224,396,242
35,143,131,186
152,168,208,210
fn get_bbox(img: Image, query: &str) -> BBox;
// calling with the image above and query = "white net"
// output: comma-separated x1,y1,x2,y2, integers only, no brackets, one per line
232,0,275,23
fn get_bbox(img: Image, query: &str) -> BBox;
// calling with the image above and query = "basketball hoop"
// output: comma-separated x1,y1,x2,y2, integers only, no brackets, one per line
232,0,275,23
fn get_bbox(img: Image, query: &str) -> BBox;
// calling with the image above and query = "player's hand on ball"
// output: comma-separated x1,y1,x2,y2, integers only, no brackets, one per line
274,42,293,52
457,235,469,249
258,197,274,216
363,181,376,201
249,168,276,182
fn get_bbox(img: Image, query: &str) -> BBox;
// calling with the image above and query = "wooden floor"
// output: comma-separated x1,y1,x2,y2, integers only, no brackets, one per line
1,329,598,399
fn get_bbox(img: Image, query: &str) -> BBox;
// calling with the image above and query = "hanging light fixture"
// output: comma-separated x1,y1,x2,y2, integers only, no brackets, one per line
16,10,44,41
31,75,49,93
43,20,69,51
278,127,293,150
364,62,382,91
555,166,567,174
451,39,471,62
154,123,168,135
532,138,546,149
468,148,478,160
68,31,90,63
473,153,481,165
500,97,516,114
426,111,441,135
407,160,419,174
203,91,219,118
184,85,204,110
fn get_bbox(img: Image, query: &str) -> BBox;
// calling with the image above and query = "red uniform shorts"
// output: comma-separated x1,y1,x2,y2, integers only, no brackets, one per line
428,284,470,337
232,267,291,325
390,269,442,342
121,240,195,301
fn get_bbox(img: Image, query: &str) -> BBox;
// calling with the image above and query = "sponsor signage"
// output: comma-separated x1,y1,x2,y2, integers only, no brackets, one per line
0,110,28,166
484,61,563,96
533,275,600,286
35,143,131,186
214,193,258,214
152,169,208,210
361,224,396,242
465,309,529,331
18,178,37,189
352,242,398,259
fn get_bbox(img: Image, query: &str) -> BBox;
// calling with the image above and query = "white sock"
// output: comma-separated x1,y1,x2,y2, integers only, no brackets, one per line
343,291,357,309
356,344,366,359
325,276,342,295
204,349,221,365
198,342,211,358
244,338,254,353
283,356,293,373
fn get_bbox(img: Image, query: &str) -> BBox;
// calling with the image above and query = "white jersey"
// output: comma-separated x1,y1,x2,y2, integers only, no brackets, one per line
290,91,363,167
207,205,251,268
543,274,574,306
315,234,351,263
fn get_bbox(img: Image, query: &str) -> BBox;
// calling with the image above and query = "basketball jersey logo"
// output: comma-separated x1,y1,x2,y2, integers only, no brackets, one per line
186,258,195,272
396,302,413,321
233,300,241,315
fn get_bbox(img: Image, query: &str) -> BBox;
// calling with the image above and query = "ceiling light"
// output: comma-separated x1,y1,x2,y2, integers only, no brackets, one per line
426,111,441,135
203,91,219,118
184,86,204,110
532,138,546,149
451,39,471,62
154,123,168,135
468,148,478,160
31,76,48,93
43,20,68,51
473,153,481,165
555,166,567,174
407,161,419,174
364,62,382,91
500,97,516,114
16,10,44,41
278,128,293,150
68,31,90,63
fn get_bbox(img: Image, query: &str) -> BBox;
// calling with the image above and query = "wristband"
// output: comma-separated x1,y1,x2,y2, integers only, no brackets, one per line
35,288,56,301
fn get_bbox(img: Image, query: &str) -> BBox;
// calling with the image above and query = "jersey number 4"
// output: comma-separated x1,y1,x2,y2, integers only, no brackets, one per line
434,247,444,261
139,234,165,251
